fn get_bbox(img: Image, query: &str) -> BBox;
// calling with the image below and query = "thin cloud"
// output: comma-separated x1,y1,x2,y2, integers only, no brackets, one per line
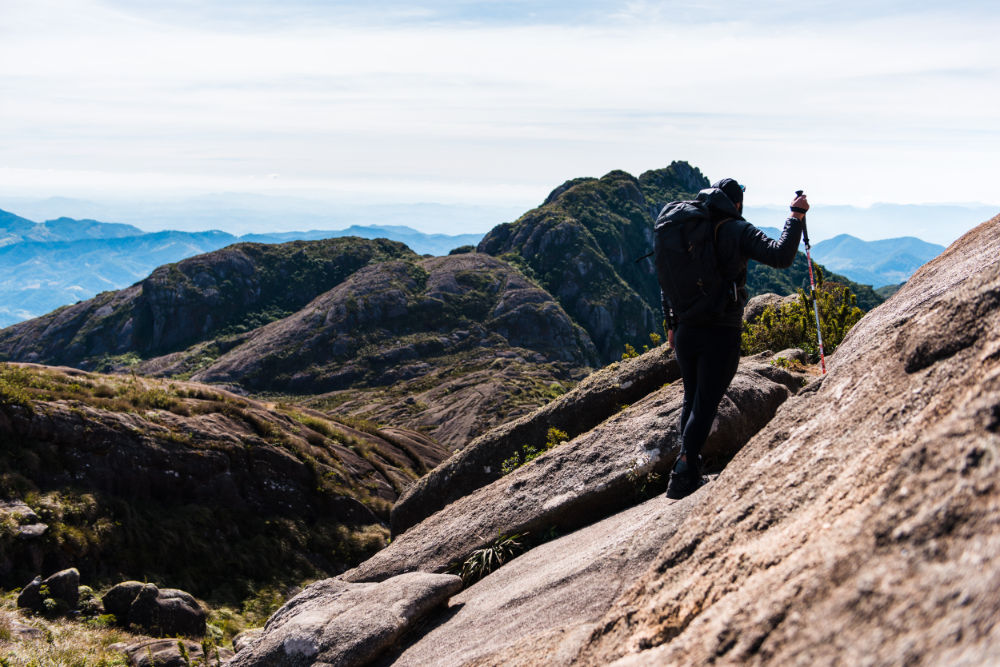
0,0,998,219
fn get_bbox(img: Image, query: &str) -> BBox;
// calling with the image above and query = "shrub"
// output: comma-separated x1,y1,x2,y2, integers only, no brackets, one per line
452,533,526,584
741,281,864,360
0,365,34,414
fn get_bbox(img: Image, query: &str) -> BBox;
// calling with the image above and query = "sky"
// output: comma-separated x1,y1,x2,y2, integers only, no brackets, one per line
2,0,999,240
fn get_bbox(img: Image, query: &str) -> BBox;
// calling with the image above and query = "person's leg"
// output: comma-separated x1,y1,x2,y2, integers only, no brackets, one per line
680,326,741,462
673,324,699,440
668,325,741,499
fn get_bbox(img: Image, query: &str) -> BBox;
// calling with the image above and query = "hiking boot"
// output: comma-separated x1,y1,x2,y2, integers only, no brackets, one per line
666,454,707,500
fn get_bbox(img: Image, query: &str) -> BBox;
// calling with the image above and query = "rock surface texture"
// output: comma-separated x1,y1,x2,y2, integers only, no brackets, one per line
390,346,682,535
573,213,1000,663
380,492,700,666
345,355,803,583
228,572,462,667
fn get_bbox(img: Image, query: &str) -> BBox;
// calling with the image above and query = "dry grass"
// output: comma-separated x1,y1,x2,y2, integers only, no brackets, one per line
0,595,145,667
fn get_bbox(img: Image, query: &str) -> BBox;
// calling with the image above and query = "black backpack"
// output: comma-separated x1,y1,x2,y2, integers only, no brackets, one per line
654,195,734,324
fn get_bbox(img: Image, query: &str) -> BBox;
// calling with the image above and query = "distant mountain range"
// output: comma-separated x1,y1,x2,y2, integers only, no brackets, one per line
1,172,967,330
0,210,484,327
809,234,945,288
749,227,944,290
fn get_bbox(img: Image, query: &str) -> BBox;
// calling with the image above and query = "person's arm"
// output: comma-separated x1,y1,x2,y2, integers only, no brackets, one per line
739,193,808,268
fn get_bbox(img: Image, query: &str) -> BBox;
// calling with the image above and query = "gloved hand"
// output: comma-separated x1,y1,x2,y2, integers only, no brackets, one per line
790,193,809,219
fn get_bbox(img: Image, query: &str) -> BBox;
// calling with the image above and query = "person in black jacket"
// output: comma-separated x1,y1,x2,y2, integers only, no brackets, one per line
663,179,808,499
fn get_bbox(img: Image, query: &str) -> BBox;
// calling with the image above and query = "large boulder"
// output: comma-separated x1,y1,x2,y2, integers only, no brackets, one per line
346,357,802,583
16,568,79,613
387,491,699,666
391,345,682,536
102,581,206,637
228,571,462,666
743,292,798,324
574,214,1000,663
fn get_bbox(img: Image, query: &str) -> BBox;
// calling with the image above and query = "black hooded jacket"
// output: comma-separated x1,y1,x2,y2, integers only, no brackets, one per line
661,188,803,329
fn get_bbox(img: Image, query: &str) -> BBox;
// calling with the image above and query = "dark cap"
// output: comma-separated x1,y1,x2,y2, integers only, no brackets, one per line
711,178,744,206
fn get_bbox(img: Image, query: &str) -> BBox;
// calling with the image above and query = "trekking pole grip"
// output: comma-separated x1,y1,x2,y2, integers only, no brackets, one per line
793,190,810,246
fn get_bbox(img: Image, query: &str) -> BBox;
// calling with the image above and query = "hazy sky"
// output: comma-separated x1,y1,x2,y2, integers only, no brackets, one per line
2,0,999,229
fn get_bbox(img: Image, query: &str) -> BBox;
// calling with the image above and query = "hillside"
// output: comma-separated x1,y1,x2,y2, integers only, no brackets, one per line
0,363,448,601
225,212,1000,665
479,162,883,363
0,237,595,448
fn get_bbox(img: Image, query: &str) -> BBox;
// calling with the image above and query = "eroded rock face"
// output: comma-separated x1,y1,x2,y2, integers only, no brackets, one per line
575,214,1000,664
346,358,802,584
229,572,462,667
386,492,700,666
390,345,682,536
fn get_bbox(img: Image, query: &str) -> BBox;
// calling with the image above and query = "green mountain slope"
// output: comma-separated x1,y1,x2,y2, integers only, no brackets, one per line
480,161,883,362
0,238,596,448
479,162,710,362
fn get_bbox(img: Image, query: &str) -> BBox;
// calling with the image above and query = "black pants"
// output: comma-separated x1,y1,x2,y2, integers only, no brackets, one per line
674,323,741,464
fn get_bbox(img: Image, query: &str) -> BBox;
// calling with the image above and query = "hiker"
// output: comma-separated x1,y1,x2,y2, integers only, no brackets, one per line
657,179,807,499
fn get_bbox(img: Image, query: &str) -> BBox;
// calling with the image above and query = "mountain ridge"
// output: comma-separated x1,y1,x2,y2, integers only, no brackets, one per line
809,232,945,287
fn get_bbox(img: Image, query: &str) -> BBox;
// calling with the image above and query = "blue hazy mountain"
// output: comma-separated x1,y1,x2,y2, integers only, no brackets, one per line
0,230,238,328
809,234,945,288
752,226,943,288
0,209,486,328
0,209,144,246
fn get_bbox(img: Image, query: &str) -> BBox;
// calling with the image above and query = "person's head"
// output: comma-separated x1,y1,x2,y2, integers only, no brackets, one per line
712,178,744,213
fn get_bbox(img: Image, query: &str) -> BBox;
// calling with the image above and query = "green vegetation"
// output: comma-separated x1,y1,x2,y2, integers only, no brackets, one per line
205,585,287,646
742,280,864,360
0,365,34,414
622,332,663,360
500,427,569,475
769,356,809,373
0,585,261,664
451,533,526,585
876,282,904,300
0,365,423,612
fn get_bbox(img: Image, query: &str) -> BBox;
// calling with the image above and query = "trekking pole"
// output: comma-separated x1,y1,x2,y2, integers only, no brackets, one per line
796,190,827,374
